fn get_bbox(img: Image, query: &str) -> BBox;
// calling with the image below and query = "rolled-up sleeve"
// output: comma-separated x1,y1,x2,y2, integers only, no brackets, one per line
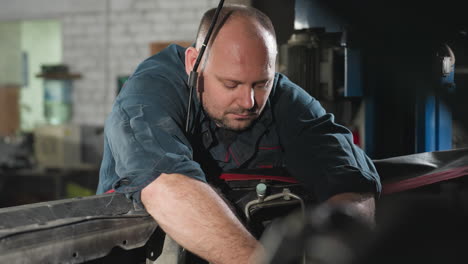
105,77,206,206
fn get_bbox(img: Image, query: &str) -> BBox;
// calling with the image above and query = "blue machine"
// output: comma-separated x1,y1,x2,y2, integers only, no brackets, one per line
294,0,457,157
416,46,456,152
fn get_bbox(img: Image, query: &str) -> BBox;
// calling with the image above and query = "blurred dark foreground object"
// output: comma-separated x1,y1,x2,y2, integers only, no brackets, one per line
260,193,468,264
259,203,373,264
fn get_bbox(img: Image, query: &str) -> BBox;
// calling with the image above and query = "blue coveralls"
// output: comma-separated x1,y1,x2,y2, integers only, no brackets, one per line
97,44,381,209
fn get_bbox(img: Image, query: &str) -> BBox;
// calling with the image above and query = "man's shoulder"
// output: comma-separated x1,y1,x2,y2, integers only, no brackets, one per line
270,73,313,105
113,44,189,116
269,72,326,122
118,44,188,98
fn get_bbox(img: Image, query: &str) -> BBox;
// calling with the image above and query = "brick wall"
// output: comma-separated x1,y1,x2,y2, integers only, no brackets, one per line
63,0,219,125
1,0,250,126
64,0,251,125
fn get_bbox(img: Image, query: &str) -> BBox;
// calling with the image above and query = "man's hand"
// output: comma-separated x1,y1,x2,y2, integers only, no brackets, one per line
141,173,262,264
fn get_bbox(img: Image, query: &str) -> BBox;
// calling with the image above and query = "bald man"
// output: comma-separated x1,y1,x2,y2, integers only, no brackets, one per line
97,5,381,264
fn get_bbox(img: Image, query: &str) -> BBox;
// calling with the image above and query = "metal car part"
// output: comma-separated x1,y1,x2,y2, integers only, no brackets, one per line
244,186,306,222
0,193,159,264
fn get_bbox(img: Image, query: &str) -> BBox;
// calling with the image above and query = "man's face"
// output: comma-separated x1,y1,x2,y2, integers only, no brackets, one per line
197,19,276,131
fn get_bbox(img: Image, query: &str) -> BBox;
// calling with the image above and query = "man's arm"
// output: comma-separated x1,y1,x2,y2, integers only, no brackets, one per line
141,173,262,264
326,192,376,226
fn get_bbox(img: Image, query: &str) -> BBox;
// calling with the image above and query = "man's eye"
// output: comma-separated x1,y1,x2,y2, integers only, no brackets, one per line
224,82,238,88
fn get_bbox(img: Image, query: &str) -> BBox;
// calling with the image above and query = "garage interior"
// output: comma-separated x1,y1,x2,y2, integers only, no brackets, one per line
1,0,468,263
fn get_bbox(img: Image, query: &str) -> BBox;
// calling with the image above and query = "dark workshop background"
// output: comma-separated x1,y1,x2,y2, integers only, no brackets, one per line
1,0,468,207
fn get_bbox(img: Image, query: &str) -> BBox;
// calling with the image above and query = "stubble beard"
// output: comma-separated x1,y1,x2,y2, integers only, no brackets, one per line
203,103,257,132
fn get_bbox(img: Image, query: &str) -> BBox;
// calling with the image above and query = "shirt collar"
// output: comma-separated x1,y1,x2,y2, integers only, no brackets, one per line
199,100,273,166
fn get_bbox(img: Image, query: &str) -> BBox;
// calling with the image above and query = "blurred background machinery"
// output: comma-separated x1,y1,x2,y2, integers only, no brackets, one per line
254,0,467,158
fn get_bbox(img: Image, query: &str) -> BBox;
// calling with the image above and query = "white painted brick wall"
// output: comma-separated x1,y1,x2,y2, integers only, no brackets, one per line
2,0,251,126
61,9,108,125
61,0,222,125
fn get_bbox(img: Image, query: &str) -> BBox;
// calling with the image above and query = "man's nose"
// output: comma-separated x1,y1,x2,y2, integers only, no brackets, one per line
237,85,255,110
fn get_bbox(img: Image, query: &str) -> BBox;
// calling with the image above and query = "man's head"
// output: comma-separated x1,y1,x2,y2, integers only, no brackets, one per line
185,5,277,131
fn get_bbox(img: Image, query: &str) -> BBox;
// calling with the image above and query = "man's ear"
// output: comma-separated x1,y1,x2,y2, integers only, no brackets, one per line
185,47,199,75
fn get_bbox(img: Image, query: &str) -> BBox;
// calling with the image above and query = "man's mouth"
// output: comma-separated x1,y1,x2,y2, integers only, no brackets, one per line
229,112,257,119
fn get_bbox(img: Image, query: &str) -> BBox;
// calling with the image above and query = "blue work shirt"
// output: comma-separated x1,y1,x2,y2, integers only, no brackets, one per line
97,44,381,208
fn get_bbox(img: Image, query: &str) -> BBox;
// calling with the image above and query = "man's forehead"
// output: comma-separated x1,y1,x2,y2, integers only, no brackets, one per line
210,15,276,51
209,41,275,67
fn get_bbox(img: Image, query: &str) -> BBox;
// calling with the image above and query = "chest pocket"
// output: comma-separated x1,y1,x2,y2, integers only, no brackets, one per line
246,127,284,169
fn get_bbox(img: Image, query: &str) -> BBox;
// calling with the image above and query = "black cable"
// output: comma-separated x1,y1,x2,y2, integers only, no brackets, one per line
185,0,225,133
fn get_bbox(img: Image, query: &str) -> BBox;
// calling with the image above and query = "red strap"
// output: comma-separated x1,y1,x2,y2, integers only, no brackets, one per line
221,166,468,194
382,165,468,194
220,173,299,183
105,166,467,195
